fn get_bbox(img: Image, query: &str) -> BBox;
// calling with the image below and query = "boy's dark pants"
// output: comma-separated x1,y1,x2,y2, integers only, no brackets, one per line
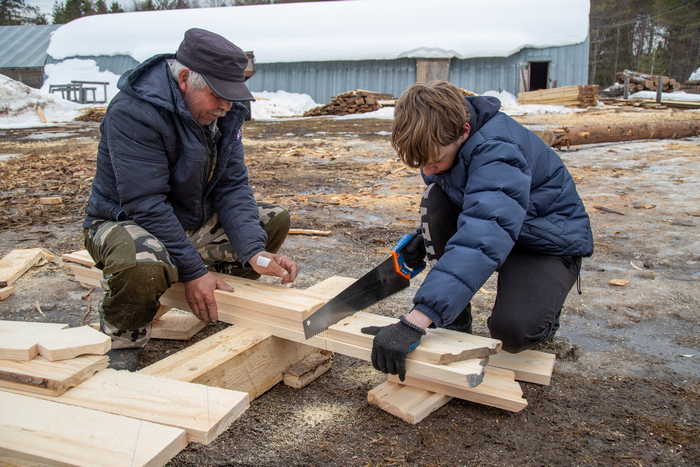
420,183,581,353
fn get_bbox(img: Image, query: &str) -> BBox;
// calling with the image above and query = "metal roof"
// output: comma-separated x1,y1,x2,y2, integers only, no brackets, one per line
0,25,61,68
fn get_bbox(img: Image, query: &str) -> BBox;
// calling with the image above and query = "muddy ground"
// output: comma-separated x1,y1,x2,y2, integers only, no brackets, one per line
1,107,699,466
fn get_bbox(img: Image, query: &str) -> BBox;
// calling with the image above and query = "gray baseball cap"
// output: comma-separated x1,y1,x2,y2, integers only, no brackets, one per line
176,28,254,102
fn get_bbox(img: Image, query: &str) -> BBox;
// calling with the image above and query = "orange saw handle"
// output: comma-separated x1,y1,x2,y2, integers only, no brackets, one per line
391,233,426,280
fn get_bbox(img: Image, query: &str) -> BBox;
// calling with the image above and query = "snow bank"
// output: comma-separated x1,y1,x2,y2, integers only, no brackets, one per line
0,75,84,128
251,90,318,120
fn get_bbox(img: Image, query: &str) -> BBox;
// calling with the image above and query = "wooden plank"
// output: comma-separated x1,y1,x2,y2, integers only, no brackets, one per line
0,391,187,467
140,326,318,401
368,381,453,424
488,349,556,385
328,312,501,364
0,285,15,301
36,325,111,361
388,365,528,412
151,313,207,340
0,249,47,288
0,354,108,396
0,321,69,361
3,369,249,445
61,250,95,267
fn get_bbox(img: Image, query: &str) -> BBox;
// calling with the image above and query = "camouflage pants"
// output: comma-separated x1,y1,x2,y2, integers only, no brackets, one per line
83,202,290,349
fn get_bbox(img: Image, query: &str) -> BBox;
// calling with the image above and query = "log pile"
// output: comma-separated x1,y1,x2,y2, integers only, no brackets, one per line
517,85,599,107
615,69,681,92
303,89,395,116
680,80,700,92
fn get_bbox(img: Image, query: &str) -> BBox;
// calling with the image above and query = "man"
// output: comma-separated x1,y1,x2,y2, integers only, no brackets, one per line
84,28,298,371
362,80,594,380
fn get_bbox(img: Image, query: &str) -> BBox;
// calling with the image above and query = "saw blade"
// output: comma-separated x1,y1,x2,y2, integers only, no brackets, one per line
303,257,410,339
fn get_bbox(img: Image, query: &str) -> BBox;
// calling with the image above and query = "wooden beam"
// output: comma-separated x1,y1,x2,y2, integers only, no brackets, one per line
0,391,187,467
140,326,318,401
2,369,248,445
0,354,108,396
368,381,452,424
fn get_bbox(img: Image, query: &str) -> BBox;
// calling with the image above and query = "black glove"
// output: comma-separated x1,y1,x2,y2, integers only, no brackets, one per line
402,233,426,270
361,316,425,381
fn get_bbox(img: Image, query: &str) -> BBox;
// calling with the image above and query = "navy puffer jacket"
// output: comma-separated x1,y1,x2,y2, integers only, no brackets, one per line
413,96,594,327
84,54,266,282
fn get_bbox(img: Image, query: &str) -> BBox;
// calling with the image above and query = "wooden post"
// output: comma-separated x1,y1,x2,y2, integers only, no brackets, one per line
656,76,663,103
623,77,630,99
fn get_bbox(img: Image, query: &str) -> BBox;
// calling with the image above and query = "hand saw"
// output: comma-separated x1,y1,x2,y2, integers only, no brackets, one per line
303,233,425,339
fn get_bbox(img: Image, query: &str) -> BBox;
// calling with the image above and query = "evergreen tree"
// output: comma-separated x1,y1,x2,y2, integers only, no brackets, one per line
0,0,48,24
52,0,95,23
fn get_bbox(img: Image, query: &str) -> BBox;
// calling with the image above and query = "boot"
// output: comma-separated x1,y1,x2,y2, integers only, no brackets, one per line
444,304,473,334
106,348,143,372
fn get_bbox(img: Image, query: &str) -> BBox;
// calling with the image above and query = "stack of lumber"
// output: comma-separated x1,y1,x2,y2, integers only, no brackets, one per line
680,80,700,93
63,250,557,426
615,69,681,92
517,85,599,107
303,89,395,116
0,248,53,301
0,319,250,465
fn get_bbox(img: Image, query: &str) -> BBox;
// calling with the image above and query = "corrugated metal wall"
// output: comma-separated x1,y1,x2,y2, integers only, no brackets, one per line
0,25,62,88
45,54,140,76
246,58,416,105
247,39,589,104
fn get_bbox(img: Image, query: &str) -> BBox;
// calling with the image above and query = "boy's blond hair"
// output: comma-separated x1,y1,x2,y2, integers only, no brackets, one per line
391,80,472,168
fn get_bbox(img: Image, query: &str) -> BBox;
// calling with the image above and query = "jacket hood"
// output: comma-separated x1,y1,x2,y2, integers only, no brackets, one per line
465,96,501,137
117,53,184,114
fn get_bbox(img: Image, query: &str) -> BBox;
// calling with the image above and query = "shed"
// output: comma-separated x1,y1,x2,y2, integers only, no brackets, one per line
44,0,590,104
0,25,62,88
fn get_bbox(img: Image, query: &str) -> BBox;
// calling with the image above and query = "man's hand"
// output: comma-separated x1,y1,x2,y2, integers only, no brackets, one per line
250,252,298,285
184,272,234,322
402,233,426,270
360,316,426,381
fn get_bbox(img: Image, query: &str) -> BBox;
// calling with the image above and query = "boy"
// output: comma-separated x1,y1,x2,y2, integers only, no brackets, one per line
362,80,593,381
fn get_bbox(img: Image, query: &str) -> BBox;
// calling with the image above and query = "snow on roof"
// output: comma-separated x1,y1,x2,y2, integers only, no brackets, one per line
47,0,590,64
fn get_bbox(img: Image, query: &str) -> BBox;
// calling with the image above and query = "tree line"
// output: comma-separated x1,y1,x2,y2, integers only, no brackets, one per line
589,0,700,86
0,0,326,25
2,0,699,85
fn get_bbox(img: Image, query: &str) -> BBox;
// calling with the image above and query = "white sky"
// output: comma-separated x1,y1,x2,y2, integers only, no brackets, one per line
47,0,590,63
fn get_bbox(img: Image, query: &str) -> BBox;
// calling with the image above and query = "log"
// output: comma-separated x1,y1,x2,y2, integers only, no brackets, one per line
538,120,700,148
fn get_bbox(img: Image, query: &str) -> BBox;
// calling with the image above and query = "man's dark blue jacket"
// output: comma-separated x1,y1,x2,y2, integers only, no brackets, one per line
84,54,266,282
413,96,594,327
